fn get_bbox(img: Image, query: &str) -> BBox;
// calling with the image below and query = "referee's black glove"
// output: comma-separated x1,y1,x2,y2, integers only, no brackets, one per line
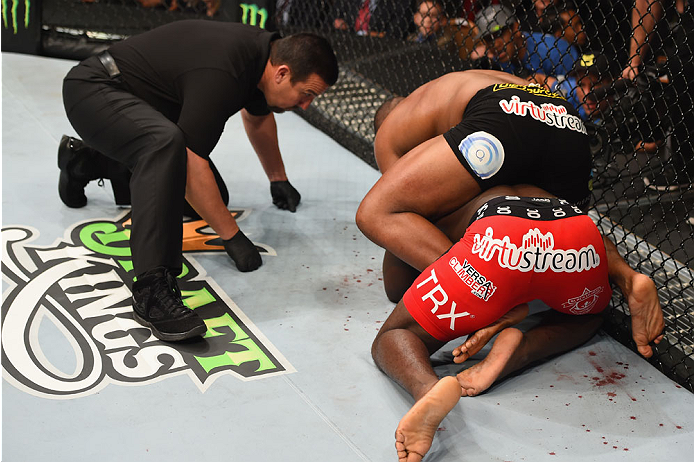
223,230,262,272
270,180,301,212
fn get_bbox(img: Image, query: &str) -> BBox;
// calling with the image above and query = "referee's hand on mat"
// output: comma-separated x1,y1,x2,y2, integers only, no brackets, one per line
270,180,301,212
223,230,262,272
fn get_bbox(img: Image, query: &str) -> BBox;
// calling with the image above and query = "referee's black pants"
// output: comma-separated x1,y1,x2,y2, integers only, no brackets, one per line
62,55,186,277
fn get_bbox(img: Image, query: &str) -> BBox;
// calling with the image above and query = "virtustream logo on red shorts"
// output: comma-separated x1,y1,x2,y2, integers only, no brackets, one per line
471,227,601,273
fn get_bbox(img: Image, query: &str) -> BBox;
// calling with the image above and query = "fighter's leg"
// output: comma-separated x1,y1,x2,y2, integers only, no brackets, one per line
457,311,603,396
602,236,664,357
372,300,458,462
356,135,482,272
395,376,462,462
372,299,446,400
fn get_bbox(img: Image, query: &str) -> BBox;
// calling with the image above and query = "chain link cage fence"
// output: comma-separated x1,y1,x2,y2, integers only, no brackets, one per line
27,0,694,391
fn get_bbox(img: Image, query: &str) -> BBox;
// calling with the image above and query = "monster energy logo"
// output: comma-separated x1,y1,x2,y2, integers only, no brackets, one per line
2,0,29,34
240,3,267,29
1,211,293,399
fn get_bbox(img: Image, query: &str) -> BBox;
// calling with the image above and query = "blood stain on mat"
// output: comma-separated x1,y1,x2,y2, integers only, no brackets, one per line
591,372,626,387
630,416,636,420
589,351,597,356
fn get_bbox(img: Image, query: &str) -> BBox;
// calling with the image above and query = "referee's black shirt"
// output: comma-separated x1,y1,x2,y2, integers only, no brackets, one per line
108,20,279,158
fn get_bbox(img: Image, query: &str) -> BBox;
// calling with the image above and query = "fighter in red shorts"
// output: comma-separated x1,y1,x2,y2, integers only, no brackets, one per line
404,196,612,343
370,185,664,462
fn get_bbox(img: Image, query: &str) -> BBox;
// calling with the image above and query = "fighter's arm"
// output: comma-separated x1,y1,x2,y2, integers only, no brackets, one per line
241,109,288,182
357,135,482,272
602,234,664,357
185,148,239,239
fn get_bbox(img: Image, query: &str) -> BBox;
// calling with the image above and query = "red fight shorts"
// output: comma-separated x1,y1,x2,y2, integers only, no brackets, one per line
403,196,613,342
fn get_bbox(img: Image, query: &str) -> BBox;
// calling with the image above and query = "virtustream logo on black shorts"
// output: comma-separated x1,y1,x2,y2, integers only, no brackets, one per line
499,95,587,135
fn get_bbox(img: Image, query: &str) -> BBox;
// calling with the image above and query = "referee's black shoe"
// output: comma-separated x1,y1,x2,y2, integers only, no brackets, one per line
58,135,91,208
57,135,132,208
132,267,207,342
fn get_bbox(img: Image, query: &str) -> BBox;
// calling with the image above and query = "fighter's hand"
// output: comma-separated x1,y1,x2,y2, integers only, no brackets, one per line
627,273,665,358
271,180,301,212
223,230,262,272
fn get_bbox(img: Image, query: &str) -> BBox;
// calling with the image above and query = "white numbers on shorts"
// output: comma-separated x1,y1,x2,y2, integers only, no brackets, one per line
526,209,541,219
552,207,567,218
496,206,512,215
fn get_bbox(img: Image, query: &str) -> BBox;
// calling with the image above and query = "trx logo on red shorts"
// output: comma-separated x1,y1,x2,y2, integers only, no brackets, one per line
562,286,605,314
448,257,497,301
471,227,600,273
416,268,472,332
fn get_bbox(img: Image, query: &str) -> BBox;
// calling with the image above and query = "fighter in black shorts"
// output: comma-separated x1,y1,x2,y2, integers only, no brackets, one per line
358,70,596,303
443,83,591,208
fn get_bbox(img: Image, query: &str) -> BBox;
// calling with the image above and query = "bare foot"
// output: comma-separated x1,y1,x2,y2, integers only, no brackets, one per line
395,376,461,462
627,273,665,358
457,328,523,396
452,303,528,364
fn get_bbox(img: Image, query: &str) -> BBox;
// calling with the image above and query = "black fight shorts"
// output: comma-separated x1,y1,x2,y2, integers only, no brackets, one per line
443,83,592,209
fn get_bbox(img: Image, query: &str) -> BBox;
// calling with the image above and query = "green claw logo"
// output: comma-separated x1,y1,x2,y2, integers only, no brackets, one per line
240,3,268,29
2,0,30,34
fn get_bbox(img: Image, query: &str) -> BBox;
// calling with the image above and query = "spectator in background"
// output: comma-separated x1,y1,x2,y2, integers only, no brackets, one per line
516,0,558,32
331,0,411,38
408,0,447,43
470,4,579,77
622,0,694,194
529,51,615,120
539,2,588,52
